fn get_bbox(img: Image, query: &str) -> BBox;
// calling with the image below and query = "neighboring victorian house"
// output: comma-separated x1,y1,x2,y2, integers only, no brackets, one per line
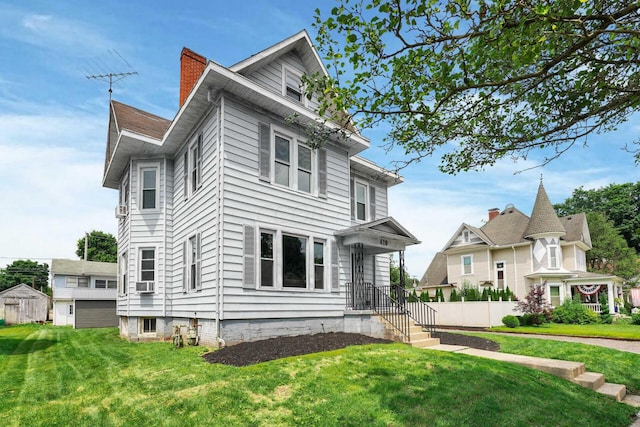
102,31,421,345
51,259,118,328
419,180,622,314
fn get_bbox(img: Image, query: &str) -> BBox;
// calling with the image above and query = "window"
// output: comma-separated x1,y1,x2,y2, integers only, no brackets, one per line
96,279,117,289
283,234,307,288
189,235,201,291
183,151,189,200
120,176,129,209
274,135,291,186
462,230,470,243
119,252,128,296
142,318,156,334
314,241,325,290
284,68,302,102
462,255,473,275
141,168,157,209
550,286,561,306
576,249,586,271
495,261,505,290
548,245,559,269
190,134,203,193
140,249,155,282
65,277,88,287
355,182,367,221
260,232,274,287
298,145,312,193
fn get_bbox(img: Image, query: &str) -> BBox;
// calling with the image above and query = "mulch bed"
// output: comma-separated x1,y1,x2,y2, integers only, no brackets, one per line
202,331,499,367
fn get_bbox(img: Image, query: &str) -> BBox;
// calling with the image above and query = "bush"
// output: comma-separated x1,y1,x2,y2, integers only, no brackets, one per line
502,315,520,328
599,293,613,324
519,314,534,326
632,313,640,325
552,297,599,324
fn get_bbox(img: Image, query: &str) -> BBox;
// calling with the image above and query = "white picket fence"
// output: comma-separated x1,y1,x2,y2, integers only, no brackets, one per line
408,300,521,328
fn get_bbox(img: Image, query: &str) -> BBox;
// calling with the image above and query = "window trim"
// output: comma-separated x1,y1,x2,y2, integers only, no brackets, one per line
282,65,305,105
354,180,368,221
187,233,201,292
494,260,506,290
461,254,473,275
119,251,128,296
260,230,275,288
141,317,157,335
138,247,156,283
314,240,326,290
548,245,560,269
139,165,159,210
254,226,328,292
271,126,316,194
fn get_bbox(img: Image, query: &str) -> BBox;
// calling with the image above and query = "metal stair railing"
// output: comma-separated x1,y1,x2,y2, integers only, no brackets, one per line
346,282,438,340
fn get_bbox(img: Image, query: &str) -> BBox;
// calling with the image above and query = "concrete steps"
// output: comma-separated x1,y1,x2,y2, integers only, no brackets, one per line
377,315,440,348
430,345,630,403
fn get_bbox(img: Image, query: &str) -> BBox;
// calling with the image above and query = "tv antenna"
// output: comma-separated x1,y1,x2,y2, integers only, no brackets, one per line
85,49,138,101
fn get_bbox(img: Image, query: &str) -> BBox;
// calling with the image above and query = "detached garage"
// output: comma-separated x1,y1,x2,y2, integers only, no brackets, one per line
0,284,49,325
51,259,117,328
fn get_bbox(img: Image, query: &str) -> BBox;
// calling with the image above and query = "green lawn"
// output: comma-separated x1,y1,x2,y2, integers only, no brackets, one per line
490,322,640,339
0,325,636,427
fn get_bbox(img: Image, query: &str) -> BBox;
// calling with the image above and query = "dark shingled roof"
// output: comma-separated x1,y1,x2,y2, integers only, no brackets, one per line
480,206,530,245
419,252,448,287
524,181,566,238
111,100,171,140
559,213,591,247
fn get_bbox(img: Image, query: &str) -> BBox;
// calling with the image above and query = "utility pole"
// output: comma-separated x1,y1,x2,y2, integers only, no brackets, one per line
84,232,89,261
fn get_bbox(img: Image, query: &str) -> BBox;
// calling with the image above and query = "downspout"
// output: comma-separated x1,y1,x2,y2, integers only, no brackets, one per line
162,156,167,319
127,160,132,318
511,245,518,298
215,95,225,347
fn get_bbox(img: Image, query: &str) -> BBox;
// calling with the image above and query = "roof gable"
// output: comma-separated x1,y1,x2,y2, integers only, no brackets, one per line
0,283,49,299
559,213,592,248
51,259,117,277
230,30,328,78
442,223,492,251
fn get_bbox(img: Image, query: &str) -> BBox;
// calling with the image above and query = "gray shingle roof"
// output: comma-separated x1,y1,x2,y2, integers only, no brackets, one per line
418,252,448,287
524,182,566,238
480,206,530,245
50,259,117,277
559,213,591,247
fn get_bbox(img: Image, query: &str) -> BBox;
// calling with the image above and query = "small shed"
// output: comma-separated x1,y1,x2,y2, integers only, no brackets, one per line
0,284,50,325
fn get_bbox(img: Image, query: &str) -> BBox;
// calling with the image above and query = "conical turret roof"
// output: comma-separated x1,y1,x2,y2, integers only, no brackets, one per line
524,180,566,239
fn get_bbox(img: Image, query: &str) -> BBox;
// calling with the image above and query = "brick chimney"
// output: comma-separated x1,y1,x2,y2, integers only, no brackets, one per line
180,47,207,107
488,208,500,221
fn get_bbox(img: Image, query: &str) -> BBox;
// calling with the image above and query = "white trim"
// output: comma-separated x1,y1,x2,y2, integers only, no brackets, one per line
138,163,160,211
494,260,507,290
548,244,560,269
138,246,157,285
461,254,473,275
353,179,369,222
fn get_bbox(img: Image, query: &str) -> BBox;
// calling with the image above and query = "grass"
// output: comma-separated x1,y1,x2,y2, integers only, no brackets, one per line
0,325,636,426
490,322,640,339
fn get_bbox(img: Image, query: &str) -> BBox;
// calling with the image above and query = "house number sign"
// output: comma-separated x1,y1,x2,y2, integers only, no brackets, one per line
380,239,388,246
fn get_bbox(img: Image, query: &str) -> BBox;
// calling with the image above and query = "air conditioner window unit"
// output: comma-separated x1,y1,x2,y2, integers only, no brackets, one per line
136,281,154,293
115,205,128,218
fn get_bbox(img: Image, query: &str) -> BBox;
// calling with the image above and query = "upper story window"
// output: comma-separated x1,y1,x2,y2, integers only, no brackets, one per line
283,67,303,103
350,178,377,222
576,249,586,271
65,276,89,288
140,168,157,210
183,133,203,200
355,182,367,221
548,245,560,269
462,255,473,275
120,174,129,209
119,252,128,296
274,135,291,186
258,123,324,196
95,279,117,289
462,230,470,243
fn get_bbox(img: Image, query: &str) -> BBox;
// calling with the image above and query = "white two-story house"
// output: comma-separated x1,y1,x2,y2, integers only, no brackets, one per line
419,180,623,313
102,31,420,345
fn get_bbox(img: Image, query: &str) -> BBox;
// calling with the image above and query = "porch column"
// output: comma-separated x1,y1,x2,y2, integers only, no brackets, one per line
398,250,405,286
607,284,615,315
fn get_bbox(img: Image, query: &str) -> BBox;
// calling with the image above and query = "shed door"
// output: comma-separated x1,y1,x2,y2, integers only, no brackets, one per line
4,303,18,325
75,300,117,328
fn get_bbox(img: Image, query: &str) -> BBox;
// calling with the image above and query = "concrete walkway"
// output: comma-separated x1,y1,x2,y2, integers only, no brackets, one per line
472,331,640,355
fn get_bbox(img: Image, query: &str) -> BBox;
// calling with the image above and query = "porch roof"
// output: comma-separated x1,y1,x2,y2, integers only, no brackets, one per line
335,216,420,254
564,271,623,284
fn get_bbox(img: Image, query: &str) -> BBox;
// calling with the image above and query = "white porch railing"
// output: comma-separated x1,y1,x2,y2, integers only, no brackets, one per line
582,303,601,313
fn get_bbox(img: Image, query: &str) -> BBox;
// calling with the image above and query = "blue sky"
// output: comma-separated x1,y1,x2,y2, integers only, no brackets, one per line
1,0,639,278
